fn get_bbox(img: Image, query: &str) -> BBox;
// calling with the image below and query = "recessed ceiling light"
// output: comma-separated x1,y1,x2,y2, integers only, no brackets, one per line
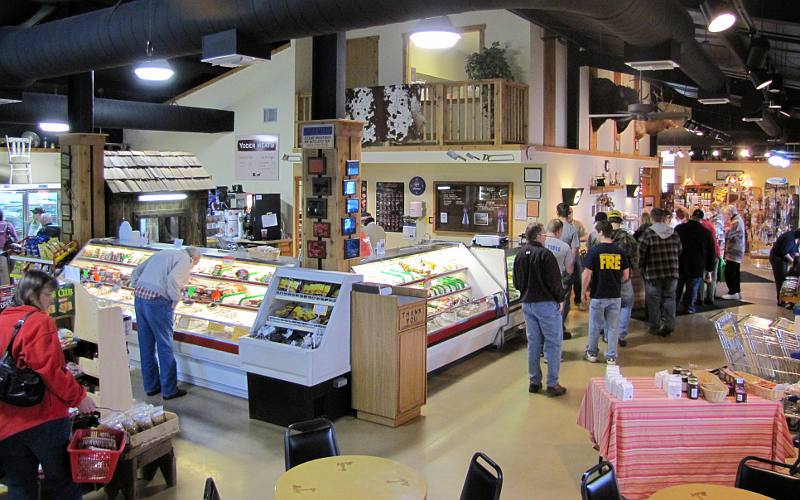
410,16,461,49
134,58,175,81
739,148,750,158
712,149,720,157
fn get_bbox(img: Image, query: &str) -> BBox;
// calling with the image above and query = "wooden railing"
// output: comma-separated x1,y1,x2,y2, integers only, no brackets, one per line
295,79,528,147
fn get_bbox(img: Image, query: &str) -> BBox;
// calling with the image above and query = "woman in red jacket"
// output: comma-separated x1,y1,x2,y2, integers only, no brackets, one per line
0,270,96,499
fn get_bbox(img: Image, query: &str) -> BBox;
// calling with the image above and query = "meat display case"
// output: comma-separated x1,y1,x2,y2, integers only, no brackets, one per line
351,242,507,371
66,238,295,397
469,246,524,344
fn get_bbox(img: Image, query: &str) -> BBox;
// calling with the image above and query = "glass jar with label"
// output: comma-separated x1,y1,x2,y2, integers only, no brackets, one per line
687,377,699,400
735,377,747,403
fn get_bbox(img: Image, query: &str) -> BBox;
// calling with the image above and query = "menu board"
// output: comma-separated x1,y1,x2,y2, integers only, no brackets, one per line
375,182,404,232
435,182,511,234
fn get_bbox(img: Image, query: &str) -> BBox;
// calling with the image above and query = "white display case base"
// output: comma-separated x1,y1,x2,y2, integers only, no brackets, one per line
427,317,506,372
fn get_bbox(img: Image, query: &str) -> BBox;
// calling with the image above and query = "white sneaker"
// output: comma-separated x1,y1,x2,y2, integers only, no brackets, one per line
584,352,599,363
721,293,741,300
606,357,617,365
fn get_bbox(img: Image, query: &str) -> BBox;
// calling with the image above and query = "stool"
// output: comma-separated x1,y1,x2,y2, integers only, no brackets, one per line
104,437,176,500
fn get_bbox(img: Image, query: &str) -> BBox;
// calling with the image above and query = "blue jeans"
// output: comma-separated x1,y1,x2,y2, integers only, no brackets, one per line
587,298,621,359
522,301,563,387
677,275,703,313
0,418,81,500
135,296,179,396
644,278,677,332
618,281,634,340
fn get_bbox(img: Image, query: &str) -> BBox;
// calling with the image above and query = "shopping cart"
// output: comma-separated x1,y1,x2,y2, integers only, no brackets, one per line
710,311,751,373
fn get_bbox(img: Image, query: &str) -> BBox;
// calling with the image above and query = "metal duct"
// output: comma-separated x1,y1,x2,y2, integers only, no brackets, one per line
0,0,724,92
0,93,233,133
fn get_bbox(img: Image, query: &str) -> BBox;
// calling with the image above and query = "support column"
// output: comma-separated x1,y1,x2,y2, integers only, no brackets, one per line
566,44,579,150
542,34,556,146
68,72,94,133
59,133,106,245
311,33,347,120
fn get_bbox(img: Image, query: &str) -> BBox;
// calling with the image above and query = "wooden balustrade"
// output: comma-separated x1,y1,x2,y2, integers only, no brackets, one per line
294,79,528,147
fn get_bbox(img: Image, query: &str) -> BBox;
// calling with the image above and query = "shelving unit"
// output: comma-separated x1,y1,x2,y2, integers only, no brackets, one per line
589,185,625,194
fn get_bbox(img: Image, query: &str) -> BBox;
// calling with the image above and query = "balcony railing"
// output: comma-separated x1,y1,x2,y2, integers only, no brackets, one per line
296,79,528,148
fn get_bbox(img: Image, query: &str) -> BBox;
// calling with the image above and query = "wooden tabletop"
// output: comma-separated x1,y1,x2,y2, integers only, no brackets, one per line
275,455,427,500
649,483,772,499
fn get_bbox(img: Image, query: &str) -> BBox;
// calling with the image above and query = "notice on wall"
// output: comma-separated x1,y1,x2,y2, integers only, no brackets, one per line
301,124,335,149
375,182,404,233
434,182,511,235
235,134,280,181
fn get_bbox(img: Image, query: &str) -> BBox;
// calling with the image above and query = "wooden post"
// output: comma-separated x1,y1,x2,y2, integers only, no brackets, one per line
542,37,557,146
493,80,504,146
59,133,106,246
299,119,364,272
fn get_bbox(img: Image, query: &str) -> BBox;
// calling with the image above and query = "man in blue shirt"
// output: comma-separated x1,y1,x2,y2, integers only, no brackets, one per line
769,228,800,305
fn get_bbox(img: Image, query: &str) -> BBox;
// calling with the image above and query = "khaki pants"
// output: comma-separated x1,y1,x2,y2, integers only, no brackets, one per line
0,255,10,285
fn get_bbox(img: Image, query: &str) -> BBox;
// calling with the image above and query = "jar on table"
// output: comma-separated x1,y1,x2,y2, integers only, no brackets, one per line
687,377,699,400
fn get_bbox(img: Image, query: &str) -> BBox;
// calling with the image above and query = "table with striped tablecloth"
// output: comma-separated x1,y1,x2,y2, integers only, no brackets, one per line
577,377,796,500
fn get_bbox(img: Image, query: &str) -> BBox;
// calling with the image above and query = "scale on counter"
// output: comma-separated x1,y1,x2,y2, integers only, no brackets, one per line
472,234,509,248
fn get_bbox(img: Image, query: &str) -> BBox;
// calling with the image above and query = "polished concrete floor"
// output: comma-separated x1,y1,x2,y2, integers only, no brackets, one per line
88,261,792,499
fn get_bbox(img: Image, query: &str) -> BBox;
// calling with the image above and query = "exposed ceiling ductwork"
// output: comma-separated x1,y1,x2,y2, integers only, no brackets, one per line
0,93,233,133
0,0,725,94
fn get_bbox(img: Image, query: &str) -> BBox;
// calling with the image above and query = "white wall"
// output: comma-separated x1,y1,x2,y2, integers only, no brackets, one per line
124,44,298,210
31,152,60,184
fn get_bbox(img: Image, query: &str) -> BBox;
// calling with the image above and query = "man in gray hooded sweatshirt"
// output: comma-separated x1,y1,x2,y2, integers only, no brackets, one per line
637,207,683,336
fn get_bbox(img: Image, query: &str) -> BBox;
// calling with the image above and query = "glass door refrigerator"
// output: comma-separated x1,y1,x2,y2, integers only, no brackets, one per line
0,190,25,234
0,184,60,237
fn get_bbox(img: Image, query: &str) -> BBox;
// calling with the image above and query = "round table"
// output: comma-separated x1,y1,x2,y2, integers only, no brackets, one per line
649,483,772,499
275,455,427,500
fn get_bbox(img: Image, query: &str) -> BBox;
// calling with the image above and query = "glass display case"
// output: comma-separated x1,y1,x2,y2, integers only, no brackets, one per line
352,242,506,348
68,239,294,353
0,184,60,236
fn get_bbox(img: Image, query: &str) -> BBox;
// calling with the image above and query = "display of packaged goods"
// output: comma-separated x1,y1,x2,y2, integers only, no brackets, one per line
277,277,340,299
250,323,324,350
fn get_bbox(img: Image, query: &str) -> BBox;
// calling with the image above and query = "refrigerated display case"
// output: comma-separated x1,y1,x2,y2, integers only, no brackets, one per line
66,238,295,396
469,246,523,343
351,242,507,371
0,184,60,236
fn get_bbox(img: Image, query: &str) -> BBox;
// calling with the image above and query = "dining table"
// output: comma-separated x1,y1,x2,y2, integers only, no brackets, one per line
648,483,772,499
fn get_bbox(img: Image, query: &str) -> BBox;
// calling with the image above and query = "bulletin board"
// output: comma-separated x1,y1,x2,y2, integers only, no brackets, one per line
434,182,512,235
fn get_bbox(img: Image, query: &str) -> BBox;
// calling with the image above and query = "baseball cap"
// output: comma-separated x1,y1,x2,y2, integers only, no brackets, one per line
607,210,623,222
692,209,705,219
31,207,44,214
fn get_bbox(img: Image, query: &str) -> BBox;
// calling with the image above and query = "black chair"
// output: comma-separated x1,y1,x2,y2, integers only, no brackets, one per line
459,452,503,500
203,477,221,500
580,460,621,500
735,455,800,500
284,417,340,470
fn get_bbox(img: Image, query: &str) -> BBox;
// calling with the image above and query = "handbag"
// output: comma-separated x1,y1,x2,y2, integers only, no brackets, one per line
0,311,44,407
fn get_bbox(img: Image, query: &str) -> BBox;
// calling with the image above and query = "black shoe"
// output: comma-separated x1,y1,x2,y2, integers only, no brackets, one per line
146,388,161,397
657,327,673,337
546,384,567,397
563,330,573,340
619,339,627,347
648,327,661,336
529,383,541,394
163,389,187,400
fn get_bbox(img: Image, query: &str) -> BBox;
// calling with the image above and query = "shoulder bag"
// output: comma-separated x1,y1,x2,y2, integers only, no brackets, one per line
0,311,44,407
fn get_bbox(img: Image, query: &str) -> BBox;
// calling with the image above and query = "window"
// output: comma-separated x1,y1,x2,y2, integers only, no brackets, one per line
404,25,484,83
661,168,675,193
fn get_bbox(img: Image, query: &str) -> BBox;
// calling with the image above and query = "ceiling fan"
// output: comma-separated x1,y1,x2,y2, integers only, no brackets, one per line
589,75,688,121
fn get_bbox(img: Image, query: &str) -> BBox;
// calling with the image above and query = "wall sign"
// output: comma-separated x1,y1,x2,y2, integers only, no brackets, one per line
301,124,335,149
235,134,279,181
375,182,404,232
434,182,511,235
524,184,542,199
767,177,788,185
409,176,426,196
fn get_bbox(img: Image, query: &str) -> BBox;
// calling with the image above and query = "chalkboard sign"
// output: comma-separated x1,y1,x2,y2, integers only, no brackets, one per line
375,182,404,232
434,182,511,235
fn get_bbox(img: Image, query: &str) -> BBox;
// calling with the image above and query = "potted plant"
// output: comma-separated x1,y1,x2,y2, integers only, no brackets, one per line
465,42,515,81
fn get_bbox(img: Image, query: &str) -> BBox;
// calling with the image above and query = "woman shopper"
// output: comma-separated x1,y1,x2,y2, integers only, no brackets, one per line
722,205,746,300
0,210,19,285
0,270,96,500
633,211,652,241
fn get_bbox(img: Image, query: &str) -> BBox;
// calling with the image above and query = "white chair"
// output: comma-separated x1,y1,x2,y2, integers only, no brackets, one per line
5,136,32,184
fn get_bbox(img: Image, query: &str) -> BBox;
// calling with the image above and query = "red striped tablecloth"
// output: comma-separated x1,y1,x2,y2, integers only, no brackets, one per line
577,376,796,500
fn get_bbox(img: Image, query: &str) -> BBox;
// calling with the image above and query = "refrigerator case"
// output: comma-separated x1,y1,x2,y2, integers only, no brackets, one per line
468,246,524,342
0,185,60,236
0,190,24,234
351,242,506,348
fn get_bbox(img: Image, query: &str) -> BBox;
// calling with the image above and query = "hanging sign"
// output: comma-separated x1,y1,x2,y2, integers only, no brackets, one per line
235,134,280,181
301,124,335,149
767,177,788,185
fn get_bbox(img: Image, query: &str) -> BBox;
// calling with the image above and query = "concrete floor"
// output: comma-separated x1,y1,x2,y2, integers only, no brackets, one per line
89,261,792,499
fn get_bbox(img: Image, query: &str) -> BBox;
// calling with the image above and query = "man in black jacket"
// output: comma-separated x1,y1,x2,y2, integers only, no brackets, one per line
513,222,567,397
675,209,716,314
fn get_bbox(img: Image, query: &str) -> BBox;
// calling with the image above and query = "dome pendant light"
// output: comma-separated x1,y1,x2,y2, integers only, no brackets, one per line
700,0,737,33
38,121,70,133
134,58,174,81
410,16,461,49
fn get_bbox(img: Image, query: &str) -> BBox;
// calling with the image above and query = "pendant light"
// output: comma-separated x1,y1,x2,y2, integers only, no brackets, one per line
409,16,461,49
38,121,69,133
134,0,174,81
700,0,737,33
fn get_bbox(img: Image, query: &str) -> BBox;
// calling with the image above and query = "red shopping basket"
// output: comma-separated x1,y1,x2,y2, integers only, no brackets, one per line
67,428,126,483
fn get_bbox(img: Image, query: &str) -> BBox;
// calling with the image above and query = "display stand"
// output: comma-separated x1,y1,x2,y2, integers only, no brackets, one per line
351,286,427,427
73,283,133,410
239,267,362,426
469,246,523,346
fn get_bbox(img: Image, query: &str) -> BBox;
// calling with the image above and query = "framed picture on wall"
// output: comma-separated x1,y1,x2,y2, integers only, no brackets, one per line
524,184,542,199
312,222,331,238
524,167,542,183
716,170,743,180
526,200,540,217
644,196,655,209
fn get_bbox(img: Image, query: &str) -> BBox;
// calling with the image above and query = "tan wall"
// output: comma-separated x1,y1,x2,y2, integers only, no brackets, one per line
679,159,800,188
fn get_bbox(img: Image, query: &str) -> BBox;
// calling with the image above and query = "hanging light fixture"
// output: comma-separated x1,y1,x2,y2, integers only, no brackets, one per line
700,0,737,33
739,148,750,158
409,16,461,49
38,121,69,133
748,68,772,90
134,58,174,81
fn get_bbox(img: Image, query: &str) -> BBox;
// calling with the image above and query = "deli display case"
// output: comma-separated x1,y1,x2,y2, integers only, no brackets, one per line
66,238,295,396
351,242,507,371
469,246,523,343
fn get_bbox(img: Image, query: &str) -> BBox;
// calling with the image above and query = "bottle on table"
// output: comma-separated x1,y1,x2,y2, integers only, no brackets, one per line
735,377,747,403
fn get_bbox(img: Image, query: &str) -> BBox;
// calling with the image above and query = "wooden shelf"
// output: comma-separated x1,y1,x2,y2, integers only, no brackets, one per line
589,185,625,194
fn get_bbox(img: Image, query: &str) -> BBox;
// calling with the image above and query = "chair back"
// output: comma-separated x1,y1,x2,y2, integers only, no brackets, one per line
284,417,340,470
459,452,503,500
5,136,31,162
736,455,800,500
580,461,621,500
203,477,221,500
